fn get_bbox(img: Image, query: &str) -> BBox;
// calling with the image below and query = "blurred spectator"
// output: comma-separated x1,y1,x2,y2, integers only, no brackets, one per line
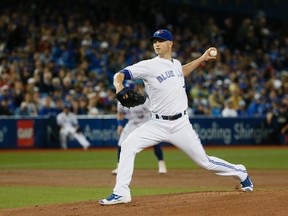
78,96,89,115
0,85,11,102
38,95,59,117
208,88,224,116
189,82,202,102
246,93,267,117
38,68,54,94
52,86,63,100
16,93,38,116
62,76,73,98
0,0,286,117
222,99,238,117
0,97,13,115
227,88,243,111
193,91,208,108
266,102,288,144
26,77,37,94
71,97,81,115
101,88,117,114
11,80,24,108
193,103,208,116
87,93,101,116
0,73,11,88
237,100,248,116
54,97,64,112
33,90,42,112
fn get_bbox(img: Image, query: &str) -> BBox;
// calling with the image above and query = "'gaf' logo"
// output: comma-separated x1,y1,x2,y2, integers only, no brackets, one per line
17,120,34,147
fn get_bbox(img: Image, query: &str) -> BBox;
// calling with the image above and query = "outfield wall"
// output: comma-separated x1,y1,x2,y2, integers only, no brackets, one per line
0,116,276,149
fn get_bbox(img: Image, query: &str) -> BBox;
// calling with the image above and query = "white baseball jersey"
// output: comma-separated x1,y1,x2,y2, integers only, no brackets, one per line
117,99,150,146
222,107,238,117
125,56,187,115
117,100,150,125
57,111,78,128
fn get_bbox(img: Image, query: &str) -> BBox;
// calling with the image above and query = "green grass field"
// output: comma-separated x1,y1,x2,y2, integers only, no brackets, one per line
0,147,287,209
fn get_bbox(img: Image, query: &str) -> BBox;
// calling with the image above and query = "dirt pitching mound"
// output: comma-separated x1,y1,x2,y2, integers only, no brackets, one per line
0,169,287,216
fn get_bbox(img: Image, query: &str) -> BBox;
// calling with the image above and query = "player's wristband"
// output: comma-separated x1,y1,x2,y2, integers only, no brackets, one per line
117,120,125,127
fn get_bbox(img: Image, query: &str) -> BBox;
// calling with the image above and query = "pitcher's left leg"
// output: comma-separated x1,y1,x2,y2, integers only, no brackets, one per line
113,122,164,196
99,120,167,205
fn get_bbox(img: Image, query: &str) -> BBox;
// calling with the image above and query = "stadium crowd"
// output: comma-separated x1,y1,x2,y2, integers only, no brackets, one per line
0,0,287,118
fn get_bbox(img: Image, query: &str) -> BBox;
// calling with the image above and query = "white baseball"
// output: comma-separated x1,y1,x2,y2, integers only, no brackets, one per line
209,50,217,57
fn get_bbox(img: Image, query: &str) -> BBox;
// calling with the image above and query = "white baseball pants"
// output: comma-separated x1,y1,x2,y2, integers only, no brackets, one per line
113,115,248,197
118,122,142,146
59,126,90,149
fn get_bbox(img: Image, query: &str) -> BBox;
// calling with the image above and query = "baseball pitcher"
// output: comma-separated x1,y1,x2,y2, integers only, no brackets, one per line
99,29,253,205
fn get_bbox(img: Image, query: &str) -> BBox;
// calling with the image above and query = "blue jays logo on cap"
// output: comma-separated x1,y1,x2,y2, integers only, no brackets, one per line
64,102,72,109
149,29,173,41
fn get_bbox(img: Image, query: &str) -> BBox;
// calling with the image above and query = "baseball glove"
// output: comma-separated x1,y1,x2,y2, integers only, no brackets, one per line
116,87,146,108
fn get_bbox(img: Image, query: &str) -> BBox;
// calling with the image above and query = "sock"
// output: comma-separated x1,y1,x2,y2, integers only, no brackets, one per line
117,146,121,162
153,144,163,161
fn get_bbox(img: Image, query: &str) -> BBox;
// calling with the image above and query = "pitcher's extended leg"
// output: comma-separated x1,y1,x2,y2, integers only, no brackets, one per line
170,123,248,181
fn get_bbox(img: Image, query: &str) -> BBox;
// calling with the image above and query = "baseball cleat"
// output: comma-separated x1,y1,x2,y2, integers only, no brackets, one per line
99,194,131,205
158,160,167,174
240,176,254,192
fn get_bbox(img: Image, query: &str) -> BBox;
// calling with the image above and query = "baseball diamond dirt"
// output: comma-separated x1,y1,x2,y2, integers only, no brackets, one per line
0,169,287,216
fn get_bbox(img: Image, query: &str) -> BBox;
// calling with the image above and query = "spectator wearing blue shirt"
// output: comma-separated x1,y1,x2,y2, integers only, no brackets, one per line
237,100,248,116
0,96,13,115
247,93,267,117
38,95,59,117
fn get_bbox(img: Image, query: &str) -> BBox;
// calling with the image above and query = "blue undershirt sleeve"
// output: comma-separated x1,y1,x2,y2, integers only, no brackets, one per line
120,69,132,80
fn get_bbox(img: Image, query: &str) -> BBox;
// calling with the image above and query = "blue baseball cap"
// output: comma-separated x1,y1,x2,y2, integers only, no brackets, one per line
149,29,173,41
64,102,72,109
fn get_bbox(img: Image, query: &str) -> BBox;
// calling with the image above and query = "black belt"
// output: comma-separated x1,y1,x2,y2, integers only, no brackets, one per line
155,110,186,121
